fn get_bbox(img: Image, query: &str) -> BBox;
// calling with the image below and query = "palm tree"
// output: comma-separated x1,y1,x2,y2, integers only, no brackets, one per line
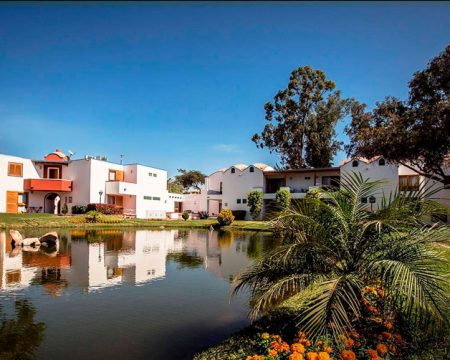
233,173,450,340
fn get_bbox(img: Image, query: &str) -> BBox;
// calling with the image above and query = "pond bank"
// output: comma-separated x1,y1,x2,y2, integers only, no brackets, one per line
0,213,271,232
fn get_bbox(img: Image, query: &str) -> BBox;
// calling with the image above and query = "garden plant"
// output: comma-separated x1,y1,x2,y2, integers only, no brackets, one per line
234,173,450,358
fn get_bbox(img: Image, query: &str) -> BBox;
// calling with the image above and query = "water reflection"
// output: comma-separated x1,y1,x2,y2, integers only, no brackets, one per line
0,228,275,359
0,229,275,294
0,299,46,360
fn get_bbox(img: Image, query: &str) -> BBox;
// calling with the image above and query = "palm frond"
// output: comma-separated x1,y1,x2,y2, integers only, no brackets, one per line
292,274,363,340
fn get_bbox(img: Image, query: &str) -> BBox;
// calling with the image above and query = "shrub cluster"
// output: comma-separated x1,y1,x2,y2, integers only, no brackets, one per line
246,324,406,360
86,203,123,215
71,205,87,214
275,189,291,210
247,191,263,219
198,211,209,219
182,211,190,221
84,210,103,223
217,208,235,226
231,210,246,220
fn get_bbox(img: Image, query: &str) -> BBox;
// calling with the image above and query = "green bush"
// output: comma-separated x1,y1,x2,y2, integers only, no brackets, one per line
182,211,190,221
217,208,235,226
306,187,321,199
87,203,122,215
275,189,291,210
61,203,68,215
97,216,124,224
85,210,103,223
71,205,87,214
247,191,263,220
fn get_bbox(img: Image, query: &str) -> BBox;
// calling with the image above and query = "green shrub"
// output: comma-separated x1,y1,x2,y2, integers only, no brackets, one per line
61,203,68,215
97,216,124,224
217,208,235,226
275,189,291,210
182,211,190,221
86,203,123,215
71,205,87,214
247,191,263,220
231,210,246,220
306,186,321,199
85,210,103,223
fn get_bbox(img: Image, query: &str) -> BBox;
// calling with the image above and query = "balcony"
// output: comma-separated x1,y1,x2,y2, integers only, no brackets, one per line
105,181,138,196
263,186,319,200
24,178,73,192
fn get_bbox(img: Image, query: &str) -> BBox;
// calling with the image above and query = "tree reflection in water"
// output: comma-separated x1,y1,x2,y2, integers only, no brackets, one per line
0,299,46,360
166,252,204,269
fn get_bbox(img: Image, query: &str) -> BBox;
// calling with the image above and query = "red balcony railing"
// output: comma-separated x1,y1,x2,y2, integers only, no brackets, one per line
24,178,73,192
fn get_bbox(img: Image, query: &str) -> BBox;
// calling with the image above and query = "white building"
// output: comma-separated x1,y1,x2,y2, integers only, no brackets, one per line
182,163,341,220
183,158,449,222
341,156,450,221
0,149,182,219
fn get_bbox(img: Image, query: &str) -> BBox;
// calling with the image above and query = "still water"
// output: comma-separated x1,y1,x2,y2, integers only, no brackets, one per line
0,228,275,360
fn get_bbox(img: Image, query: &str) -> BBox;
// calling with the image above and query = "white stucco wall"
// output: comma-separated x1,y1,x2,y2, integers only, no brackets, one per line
132,164,168,219
341,159,399,205
0,154,39,213
221,166,265,219
182,192,207,213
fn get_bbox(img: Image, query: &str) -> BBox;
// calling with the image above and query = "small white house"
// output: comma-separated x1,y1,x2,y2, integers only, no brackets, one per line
0,149,181,219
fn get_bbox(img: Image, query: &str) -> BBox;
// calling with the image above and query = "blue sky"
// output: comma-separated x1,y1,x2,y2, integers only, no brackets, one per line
0,2,449,177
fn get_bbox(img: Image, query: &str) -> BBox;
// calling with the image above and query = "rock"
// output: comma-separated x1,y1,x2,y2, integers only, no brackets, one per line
9,229,23,246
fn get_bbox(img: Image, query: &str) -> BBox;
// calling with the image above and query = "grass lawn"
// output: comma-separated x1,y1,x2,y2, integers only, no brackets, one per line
0,213,271,232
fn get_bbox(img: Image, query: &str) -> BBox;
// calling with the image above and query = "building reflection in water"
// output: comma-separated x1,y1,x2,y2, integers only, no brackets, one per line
0,229,273,294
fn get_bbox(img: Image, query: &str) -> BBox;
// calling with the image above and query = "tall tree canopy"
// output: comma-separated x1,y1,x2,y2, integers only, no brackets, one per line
346,45,450,184
167,178,184,194
174,169,206,192
252,66,351,169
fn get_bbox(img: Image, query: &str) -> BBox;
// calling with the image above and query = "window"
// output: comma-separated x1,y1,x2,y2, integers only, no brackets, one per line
237,199,241,204
352,160,359,167
243,199,247,204
149,172,153,177
144,196,160,201
153,173,157,177
8,162,23,177
399,175,420,191
47,167,60,179
68,197,73,203
17,192,28,213
17,192,28,205
378,158,386,166
305,176,311,180
249,166,254,173
231,168,235,174
322,176,340,187
109,170,123,181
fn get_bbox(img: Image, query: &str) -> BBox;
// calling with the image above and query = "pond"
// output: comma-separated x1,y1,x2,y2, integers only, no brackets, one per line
0,228,276,360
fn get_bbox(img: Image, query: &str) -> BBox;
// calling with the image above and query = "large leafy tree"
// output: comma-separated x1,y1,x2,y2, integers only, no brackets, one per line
234,174,449,341
174,169,206,192
167,178,184,194
252,66,351,169
346,46,450,184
